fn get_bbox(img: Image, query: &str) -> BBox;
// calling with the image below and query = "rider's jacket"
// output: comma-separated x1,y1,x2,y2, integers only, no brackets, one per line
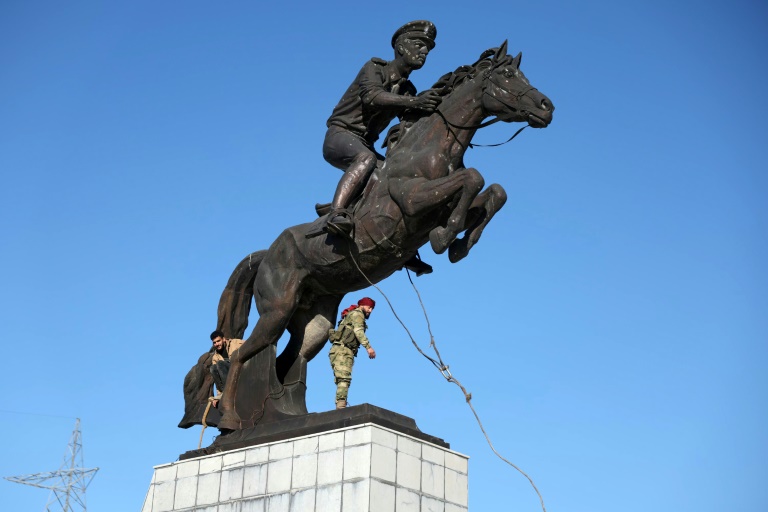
327,58,417,145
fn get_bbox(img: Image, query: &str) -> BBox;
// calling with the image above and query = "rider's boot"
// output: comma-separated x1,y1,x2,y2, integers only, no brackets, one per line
327,208,355,236
326,155,377,236
336,399,347,409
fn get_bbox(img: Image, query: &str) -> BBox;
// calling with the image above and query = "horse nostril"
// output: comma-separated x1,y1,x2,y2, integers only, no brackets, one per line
540,99,551,111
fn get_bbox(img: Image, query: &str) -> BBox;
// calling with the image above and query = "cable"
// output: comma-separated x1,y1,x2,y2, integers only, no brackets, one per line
346,244,547,512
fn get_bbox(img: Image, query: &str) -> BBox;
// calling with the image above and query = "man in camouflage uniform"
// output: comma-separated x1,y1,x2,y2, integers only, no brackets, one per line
328,297,377,409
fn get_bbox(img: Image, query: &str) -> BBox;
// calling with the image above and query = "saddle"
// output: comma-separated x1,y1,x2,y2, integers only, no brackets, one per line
303,170,432,276
305,201,432,276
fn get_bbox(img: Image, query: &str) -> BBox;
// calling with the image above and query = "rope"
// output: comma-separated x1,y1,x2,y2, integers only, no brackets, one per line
199,400,212,449
345,243,547,512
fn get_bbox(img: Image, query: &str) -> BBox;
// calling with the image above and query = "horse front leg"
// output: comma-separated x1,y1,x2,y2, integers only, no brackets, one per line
391,167,485,254
428,167,485,254
448,183,507,263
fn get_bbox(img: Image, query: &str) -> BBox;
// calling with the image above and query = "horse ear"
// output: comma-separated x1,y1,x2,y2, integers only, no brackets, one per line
495,40,508,63
512,51,522,68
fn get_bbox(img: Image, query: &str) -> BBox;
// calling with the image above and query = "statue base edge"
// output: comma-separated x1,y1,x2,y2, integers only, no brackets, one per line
180,403,448,460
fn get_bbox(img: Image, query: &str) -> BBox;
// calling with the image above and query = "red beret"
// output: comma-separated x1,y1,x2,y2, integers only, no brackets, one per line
358,297,376,308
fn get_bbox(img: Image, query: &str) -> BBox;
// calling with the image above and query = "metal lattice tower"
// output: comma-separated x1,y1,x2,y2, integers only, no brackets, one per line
4,418,99,512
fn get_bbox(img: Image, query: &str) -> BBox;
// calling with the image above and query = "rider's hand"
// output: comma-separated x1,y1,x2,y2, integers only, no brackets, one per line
411,91,442,112
367,347,376,359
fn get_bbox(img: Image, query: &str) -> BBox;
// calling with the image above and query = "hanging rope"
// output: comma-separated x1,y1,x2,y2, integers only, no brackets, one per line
199,400,213,449
345,244,547,512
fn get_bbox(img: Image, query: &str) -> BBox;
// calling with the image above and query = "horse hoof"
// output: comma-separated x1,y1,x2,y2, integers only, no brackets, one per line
217,412,242,431
448,239,470,263
429,228,451,254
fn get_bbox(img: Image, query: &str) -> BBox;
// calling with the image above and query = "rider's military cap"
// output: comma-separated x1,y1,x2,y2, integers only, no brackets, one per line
392,20,437,50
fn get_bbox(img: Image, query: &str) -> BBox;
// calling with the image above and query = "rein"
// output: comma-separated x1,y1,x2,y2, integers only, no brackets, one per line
435,73,534,150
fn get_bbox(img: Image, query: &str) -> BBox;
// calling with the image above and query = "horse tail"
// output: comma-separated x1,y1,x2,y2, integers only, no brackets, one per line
217,250,266,339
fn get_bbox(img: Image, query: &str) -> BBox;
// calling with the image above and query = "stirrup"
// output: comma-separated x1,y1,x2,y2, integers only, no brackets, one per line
327,208,354,236
304,208,354,239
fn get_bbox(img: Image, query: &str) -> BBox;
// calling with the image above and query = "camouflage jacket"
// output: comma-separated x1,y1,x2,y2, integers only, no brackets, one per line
329,309,372,355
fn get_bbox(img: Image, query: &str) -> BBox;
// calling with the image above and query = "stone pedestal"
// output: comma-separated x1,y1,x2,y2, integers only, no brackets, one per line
144,423,469,512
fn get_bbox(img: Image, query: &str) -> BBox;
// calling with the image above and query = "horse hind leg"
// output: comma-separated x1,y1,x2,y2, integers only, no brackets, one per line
218,257,306,430
448,183,507,263
274,295,342,415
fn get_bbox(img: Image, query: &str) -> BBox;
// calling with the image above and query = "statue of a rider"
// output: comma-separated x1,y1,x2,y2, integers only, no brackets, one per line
312,20,441,276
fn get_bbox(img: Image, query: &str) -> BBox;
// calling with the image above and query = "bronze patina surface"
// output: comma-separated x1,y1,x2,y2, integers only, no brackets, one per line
179,34,554,452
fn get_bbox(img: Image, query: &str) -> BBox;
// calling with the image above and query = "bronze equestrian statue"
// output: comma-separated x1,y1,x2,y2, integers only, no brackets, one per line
179,40,554,434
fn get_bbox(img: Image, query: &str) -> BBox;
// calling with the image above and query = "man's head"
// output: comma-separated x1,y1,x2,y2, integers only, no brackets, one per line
358,297,376,317
210,330,226,351
392,20,436,69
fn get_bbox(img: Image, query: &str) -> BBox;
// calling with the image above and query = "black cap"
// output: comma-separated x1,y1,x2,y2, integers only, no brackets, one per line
391,20,437,50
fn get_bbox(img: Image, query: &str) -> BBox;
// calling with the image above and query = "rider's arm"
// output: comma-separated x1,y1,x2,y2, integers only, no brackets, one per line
359,62,440,112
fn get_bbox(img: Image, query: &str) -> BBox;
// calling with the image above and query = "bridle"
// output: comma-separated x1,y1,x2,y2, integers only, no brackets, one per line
435,65,536,149
484,73,538,118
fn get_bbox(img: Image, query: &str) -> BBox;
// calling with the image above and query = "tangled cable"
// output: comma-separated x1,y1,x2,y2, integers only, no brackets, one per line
346,245,547,512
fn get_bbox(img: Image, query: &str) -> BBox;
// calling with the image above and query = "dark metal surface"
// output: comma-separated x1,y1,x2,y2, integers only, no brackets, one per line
179,38,554,447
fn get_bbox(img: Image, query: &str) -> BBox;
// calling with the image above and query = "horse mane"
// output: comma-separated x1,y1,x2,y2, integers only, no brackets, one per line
382,46,508,149
425,45,511,98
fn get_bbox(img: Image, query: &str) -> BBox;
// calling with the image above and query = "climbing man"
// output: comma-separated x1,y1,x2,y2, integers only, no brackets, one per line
314,20,440,276
328,297,377,409
209,330,245,407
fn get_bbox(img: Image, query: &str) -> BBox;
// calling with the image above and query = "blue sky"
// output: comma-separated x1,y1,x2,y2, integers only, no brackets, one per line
1,1,766,511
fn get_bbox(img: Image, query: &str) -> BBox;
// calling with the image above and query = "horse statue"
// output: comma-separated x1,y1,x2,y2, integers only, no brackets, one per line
179,41,554,434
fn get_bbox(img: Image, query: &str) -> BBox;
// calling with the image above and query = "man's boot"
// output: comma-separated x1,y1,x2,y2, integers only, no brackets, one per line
305,206,353,239
326,157,375,237
336,399,347,410
327,209,355,237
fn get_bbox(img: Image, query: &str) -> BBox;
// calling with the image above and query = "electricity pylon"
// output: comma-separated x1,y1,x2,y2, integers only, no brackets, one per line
4,418,99,511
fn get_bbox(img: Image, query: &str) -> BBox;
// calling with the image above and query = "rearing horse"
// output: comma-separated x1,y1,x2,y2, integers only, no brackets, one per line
211,41,554,431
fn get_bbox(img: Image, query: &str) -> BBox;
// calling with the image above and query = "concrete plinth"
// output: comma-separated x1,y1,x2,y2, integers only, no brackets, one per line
144,423,469,512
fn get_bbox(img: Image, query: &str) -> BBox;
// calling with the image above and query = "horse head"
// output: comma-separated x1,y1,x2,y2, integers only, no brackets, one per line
478,41,554,128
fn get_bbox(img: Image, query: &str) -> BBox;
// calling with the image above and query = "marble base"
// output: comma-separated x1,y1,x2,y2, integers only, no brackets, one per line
144,423,469,512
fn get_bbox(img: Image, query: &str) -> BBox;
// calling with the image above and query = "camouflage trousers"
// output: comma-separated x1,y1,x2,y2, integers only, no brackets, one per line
329,344,355,402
